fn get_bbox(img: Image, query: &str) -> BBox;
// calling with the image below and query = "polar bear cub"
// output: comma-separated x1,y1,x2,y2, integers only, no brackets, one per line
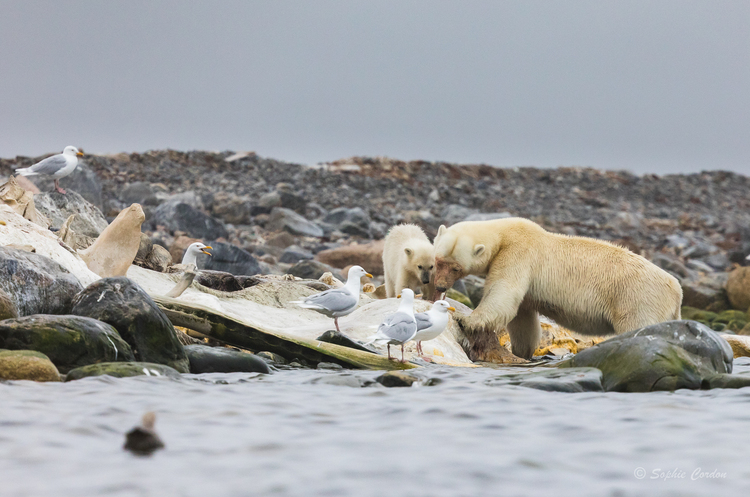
382,224,436,301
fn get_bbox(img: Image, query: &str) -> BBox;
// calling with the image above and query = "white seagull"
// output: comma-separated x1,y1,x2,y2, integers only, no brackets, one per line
292,265,372,332
15,146,84,194
413,300,455,356
365,288,418,362
182,242,213,266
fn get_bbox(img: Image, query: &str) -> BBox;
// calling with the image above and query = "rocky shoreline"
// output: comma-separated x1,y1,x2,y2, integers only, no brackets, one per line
2,149,750,391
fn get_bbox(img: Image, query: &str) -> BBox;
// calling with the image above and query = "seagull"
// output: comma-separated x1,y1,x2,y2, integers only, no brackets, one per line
124,412,165,456
292,265,372,332
365,288,418,362
413,300,455,356
15,146,84,194
182,242,213,266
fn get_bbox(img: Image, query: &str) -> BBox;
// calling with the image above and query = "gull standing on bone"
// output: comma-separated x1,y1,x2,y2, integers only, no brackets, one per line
365,288,418,362
292,265,372,332
413,300,455,356
14,146,84,194
181,242,213,267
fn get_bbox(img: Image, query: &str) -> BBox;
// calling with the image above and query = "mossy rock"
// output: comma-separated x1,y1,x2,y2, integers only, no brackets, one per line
0,349,61,382
680,307,717,322
713,310,748,324
71,277,189,373
725,320,748,333
0,315,134,373
0,288,19,321
65,362,182,381
710,322,727,332
445,288,473,309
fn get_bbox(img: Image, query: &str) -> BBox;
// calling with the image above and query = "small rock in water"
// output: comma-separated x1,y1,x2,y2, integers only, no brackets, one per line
316,330,376,353
376,371,419,387
317,362,343,370
124,412,165,456
256,351,287,365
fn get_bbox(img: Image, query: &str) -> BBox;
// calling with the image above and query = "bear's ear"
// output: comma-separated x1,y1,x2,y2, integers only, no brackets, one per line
473,244,485,257
404,247,413,257
436,225,446,239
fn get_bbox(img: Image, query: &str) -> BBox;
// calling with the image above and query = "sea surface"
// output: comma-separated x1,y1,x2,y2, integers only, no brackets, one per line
3,359,750,497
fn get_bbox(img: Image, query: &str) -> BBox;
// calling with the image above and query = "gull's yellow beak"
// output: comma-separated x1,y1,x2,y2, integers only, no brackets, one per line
201,246,213,256
76,151,84,157
416,294,423,299
365,273,373,278
448,307,456,312
397,294,401,299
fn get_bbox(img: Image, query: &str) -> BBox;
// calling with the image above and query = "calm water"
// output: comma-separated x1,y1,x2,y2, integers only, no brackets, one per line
3,359,750,497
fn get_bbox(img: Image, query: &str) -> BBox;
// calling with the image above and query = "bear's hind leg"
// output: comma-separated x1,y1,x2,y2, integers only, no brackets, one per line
506,303,541,360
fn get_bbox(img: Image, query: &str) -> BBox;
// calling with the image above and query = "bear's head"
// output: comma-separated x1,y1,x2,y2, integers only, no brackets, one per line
404,246,435,285
433,224,487,293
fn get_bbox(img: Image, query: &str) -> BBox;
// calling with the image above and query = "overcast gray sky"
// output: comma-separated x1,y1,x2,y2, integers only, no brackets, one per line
1,0,748,174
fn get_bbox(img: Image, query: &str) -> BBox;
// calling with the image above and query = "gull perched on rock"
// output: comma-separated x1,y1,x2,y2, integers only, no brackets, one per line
365,288,418,362
292,265,372,332
15,146,84,194
182,242,213,266
413,300,455,356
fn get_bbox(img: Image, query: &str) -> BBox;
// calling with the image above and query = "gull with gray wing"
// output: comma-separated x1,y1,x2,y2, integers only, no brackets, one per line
413,300,455,356
365,288,418,362
15,145,84,194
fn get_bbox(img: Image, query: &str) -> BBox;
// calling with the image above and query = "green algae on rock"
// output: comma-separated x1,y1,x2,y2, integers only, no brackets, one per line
0,349,61,382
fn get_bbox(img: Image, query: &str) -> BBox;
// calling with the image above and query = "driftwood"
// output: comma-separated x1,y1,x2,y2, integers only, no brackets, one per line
153,296,417,371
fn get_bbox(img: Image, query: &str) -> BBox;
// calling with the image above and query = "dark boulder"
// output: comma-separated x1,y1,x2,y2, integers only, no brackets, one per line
149,200,228,239
278,245,314,264
194,270,261,292
288,260,345,281
0,315,134,373
196,242,261,276
0,246,83,316
65,362,181,381
184,345,270,374
376,371,419,387
34,191,109,237
559,320,733,392
322,207,372,238
267,207,324,238
316,330,377,353
70,277,189,373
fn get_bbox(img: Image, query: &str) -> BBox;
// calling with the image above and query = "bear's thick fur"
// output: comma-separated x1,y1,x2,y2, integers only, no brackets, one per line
382,224,436,300
434,217,682,361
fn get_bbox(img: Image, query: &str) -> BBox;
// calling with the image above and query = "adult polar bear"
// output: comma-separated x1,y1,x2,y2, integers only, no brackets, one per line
433,217,682,361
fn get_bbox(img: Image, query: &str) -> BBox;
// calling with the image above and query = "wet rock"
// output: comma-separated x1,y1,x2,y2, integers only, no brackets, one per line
559,320,733,392
0,246,83,316
315,240,385,276
322,207,372,238
70,277,189,373
196,242,261,276
462,275,485,307
726,267,750,311
316,330,376,353
34,191,108,237
701,373,750,390
256,351,287,365
0,288,19,320
0,349,61,382
317,362,343,370
485,368,603,392
311,374,362,387
376,371,418,387
0,315,134,373
278,245,314,264
65,362,181,381
288,260,344,281
267,207,323,238
184,345,270,374
149,200,228,239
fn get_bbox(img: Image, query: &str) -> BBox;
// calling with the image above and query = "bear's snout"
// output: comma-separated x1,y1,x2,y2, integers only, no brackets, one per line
420,271,432,285
436,285,448,293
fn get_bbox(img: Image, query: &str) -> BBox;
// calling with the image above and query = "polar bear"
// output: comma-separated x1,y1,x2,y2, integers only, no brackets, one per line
433,217,682,361
382,224,436,301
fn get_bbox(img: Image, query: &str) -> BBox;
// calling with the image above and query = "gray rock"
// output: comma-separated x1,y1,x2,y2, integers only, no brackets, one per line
704,252,730,271
463,212,512,223
34,191,109,237
120,182,158,206
278,245,314,264
485,368,603,392
149,200,228,240
184,345,270,374
0,315,134,374
701,373,750,390
311,374,362,387
316,330,376,353
196,241,261,276
317,362,344,370
288,260,344,281
0,247,83,316
323,207,372,238
35,162,104,210
462,275,485,307
440,204,477,226
65,362,181,381
652,254,694,281
71,277,189,373
559,320,733,392
685,259,715,273
267,207,324,238
256,351,287,365
681,273,730,311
